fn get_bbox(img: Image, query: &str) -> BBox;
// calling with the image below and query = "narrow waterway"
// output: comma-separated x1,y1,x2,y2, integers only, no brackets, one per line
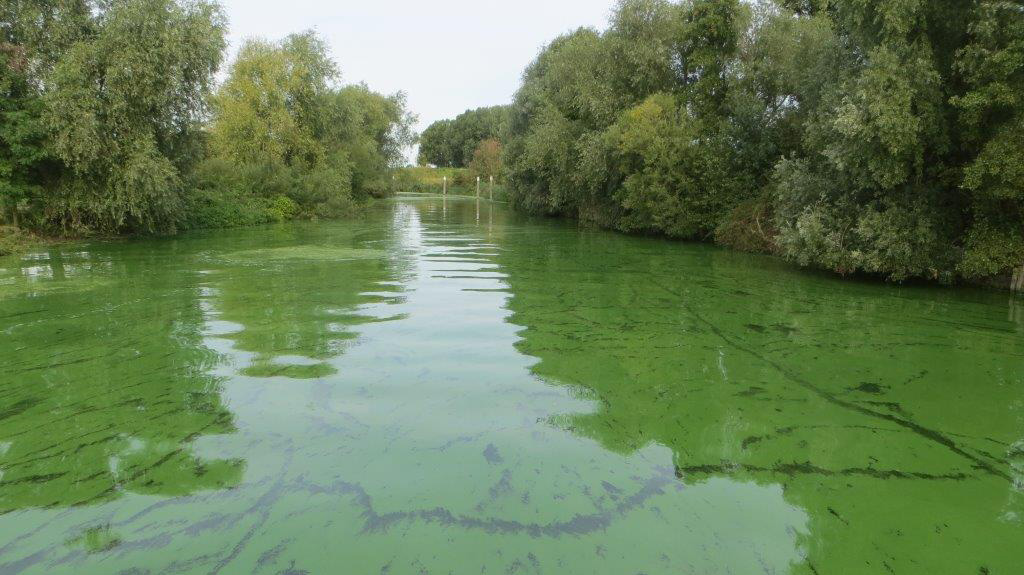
0,195,1021,574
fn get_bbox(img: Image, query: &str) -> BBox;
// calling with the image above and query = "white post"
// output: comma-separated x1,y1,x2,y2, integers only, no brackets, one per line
476,176,481,198
443,176,447,196
489,175,494,201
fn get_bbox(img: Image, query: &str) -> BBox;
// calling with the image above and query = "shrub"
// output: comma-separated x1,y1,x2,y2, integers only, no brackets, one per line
0,225,38,256
715,196,777,254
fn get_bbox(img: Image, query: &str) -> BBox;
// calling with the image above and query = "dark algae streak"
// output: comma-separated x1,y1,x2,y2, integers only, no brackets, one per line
0,197,1021,574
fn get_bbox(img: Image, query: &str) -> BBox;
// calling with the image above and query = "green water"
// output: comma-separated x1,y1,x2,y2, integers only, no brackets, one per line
1,196,1021,575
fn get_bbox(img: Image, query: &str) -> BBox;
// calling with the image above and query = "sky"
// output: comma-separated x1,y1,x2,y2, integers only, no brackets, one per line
218,0,617,163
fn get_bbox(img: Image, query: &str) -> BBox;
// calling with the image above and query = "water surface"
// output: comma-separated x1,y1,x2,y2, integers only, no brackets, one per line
1,196,1022,574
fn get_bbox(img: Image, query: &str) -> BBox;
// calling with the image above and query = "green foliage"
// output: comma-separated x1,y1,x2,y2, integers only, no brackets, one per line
267,195,299,222
0,52,50,228
608,93,741,238
468,139,503,182
0,225,38,256
952,1,1024,278
769,1,977,281
210,32,334,168
203,31,414,222
418,106,509,167
504,0,763,236
958,206,1024,279
496,0,1024,284
0,4,414,237
1,1,88,230
182,158,292,230
326,84,416,198
44,0,227,233
715,195,777,254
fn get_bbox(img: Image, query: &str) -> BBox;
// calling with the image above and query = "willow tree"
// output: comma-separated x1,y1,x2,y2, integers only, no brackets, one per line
0,40,48,228
505,0,754,235
205,31,415,218
0,0,91,228
43,0,226,233
211,32,336,169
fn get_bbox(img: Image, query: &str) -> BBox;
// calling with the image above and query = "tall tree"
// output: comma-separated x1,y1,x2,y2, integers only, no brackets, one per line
204,30,416,218
44,0,227,233
418,105,508,167
953,0,1024,278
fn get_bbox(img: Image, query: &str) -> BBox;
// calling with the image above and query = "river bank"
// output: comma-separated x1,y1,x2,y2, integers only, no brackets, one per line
0,226,52,257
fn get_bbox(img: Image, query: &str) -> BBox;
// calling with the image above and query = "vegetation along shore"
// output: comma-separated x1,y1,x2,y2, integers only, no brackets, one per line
419,0,1024,290
3,0,1023,290
0,0,415,247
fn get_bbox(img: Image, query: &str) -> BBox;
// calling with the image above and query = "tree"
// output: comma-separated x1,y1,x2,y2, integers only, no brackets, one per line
211,32,336,169
0,41,49,227
504,0,751,236
0,0,93,228
498,0,1023,283
325,84,417,197
44,0,227,233
1,2,417,236
417,119,456,167
953,0,1024,278
418,106,509,168
468,138,503,182
203,30,416,219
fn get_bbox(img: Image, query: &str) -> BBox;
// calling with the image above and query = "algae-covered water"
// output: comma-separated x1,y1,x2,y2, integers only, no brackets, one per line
1,196,1021,574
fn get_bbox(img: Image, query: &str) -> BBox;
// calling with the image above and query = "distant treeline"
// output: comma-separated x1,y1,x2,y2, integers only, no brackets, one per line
418,106,508,179
422,0,1024,284
0,0,415,237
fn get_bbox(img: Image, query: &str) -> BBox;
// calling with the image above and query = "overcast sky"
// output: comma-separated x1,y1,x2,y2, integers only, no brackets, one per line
217,1,617,162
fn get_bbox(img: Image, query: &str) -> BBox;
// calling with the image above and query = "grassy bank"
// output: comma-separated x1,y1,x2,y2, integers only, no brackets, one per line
396,167,508,201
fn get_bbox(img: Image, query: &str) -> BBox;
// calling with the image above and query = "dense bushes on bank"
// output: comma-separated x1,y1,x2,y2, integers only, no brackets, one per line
0,1,414,239
499,0,1024,283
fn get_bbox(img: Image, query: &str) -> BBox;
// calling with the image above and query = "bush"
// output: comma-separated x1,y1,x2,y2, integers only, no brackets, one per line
293,165,354,218
715,196,777,254
181,186,275,230
0,225,39,256
267,196,299,222
959,222,1024,280
182,157,360,229
180,159,276,230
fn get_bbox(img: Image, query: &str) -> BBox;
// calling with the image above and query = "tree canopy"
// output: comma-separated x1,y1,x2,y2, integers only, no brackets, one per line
0,1,415,235
497,0,1024,283
201,31,415,221
418,105,509,168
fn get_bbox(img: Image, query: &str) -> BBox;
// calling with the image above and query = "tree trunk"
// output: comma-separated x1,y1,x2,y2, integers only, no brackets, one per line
9,206,17,229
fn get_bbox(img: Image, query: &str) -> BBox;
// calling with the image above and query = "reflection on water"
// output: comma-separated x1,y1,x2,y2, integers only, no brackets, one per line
0,249,243,515
202,234,406,380
497,214,1024,574
0,197,1021,574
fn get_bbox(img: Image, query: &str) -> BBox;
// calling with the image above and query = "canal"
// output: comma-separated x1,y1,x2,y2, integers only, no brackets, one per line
0,195,1021,574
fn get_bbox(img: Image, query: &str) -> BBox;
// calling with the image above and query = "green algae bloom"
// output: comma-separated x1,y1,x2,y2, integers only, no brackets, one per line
0,198,1021,574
